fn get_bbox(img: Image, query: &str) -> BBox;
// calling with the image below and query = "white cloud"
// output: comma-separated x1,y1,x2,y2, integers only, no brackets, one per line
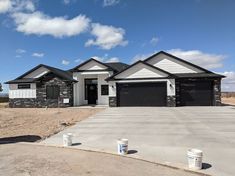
0,0,12,13
131,51,156,63
150,37,159,45
0,0,35,14
62,0,77,5
32,52,44,57
85,23,128,50
105,57,120,63
62,59,70,65
15,55,21,58
92,55,120,63
220,71,235,92
103,0,120,7
12,0,35,12
16,48,26,54
12,11,91,38
74,58,81,63
63,0,70,5
92,56,104,62
167,49,226,69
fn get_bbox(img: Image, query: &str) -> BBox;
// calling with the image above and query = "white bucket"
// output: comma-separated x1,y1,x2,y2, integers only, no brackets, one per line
63,133,73,146
187,148,203,170
117,138,128,155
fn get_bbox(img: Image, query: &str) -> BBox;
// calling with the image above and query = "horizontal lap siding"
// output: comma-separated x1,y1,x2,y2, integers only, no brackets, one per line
146,53,203,74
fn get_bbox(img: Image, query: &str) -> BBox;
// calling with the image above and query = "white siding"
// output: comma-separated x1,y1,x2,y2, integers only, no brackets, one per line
24,67,49,78
78,60,107,70
73,72,111,106
9,83,36,98
115,63,168,79
146,53,203,74
109,81,116,97
97,74,109,105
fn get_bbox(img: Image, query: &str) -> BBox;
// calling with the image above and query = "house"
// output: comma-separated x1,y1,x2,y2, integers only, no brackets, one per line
5,51,225,108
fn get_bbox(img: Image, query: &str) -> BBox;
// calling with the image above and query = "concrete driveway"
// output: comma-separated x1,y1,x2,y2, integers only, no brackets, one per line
43,106,235,176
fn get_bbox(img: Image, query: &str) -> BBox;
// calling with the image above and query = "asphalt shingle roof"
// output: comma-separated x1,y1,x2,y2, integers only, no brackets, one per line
105,62,129,73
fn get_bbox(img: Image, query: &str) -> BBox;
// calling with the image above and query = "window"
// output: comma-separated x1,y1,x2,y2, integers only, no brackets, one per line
101,85,109,95
46,85,60,99
18,84,31,89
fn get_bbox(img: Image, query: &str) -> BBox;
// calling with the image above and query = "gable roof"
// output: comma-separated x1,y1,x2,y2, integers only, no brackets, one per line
5,64,77,84
144,51,213,73
70,58,116,72
106,60,175,81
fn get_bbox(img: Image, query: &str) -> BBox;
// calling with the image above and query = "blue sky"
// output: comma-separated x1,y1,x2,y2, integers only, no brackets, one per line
0,0,235,93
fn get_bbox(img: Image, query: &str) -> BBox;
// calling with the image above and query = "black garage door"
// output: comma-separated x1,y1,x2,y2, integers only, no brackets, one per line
117,82,167,106
180,80,213,106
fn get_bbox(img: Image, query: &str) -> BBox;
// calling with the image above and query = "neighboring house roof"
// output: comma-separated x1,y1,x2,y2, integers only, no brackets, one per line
5,64,77,84
105,62,129,73
106,60,176,81
144,51,213,74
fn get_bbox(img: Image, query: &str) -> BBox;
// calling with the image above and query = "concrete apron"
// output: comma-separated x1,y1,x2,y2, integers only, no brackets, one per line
42,107,235,176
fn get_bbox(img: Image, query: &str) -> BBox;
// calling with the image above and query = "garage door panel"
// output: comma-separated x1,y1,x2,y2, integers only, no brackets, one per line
117,82,167,107
180,81,213,106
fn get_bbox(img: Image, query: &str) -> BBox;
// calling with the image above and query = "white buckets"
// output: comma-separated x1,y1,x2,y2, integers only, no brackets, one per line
187,148,203,170
63,133,73,146
117,138,128,155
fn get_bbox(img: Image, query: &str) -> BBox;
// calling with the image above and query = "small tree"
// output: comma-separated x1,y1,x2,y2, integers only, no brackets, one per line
0,83,2,92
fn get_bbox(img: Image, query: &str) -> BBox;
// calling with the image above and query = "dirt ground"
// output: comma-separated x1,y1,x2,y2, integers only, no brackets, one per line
0,143,200,176
222,97,235,106
0,102,8,108
0,106,103,141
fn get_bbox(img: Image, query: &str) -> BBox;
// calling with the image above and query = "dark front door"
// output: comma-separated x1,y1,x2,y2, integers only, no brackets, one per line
180,80,213,106
117,82,167,107
87,84,97,104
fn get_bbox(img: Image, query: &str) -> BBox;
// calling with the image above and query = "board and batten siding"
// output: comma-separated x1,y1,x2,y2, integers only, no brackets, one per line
9,84,36,98
146,53,204,74
115,63,168,79
24,67,49,78
78,60,107,70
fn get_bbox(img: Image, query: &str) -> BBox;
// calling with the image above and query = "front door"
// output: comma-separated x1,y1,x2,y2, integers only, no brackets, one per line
87,84,97,104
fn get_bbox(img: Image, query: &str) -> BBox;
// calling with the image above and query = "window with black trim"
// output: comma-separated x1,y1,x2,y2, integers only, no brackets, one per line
101,85,109,95
46,85,60,99
18,84,30,89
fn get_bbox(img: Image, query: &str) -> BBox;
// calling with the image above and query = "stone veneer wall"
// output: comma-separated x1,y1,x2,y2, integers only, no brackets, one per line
109,97,117,107
175,78,222,106
167,96,176,107
214,78,222,106
9,76,73,108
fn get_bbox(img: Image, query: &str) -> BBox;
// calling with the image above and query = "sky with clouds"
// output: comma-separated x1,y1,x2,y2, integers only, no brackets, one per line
0,0,235,92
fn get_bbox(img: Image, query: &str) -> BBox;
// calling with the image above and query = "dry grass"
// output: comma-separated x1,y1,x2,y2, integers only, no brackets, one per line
0,103,8,108
222,97,235,106
0,107,104,140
